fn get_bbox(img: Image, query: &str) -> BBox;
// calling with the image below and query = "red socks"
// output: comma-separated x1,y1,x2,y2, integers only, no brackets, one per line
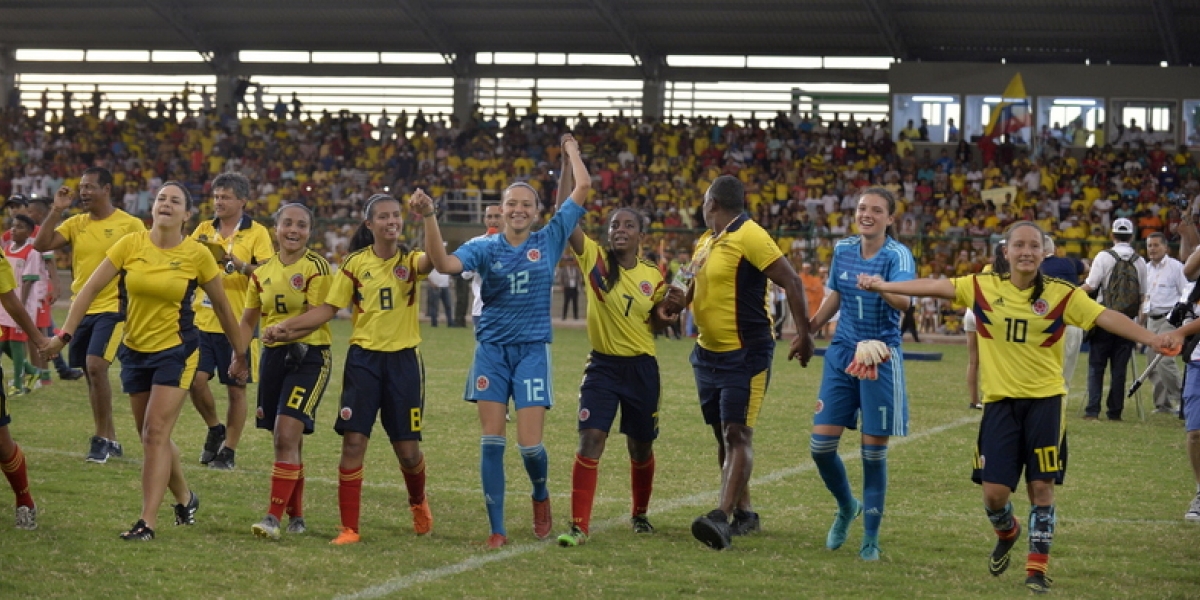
1,444,33,508
338,466,364,532
287,465,305,518
631,455,655,517
268,462,302,519
571,454,600,533
1027,552,1049,577
400,455,427,506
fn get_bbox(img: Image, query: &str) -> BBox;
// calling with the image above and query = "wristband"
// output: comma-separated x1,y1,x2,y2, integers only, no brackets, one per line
60,331,73,344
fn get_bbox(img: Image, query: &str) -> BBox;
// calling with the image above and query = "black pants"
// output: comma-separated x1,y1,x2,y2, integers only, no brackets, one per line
1086,328,1133,419
900,305,920,343
562,287,579,320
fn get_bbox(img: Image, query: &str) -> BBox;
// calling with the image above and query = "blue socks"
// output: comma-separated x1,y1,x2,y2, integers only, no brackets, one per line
810,434,855,511
518,443,550,502
481,435,507,535
861,444,888,539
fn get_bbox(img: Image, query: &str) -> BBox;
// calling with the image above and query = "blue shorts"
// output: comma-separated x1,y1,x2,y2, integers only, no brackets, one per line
691,343,773,428
336,345,424,442
464,342,553,409
971,396,1068,491
197,331,258,385
1183,363,1200,432
119,343,200,394
577,351,660,442
814,342,909,437
256,344,332,435
69,312,123,368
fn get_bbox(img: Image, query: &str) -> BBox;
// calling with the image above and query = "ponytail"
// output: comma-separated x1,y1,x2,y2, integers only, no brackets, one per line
349,223,374,252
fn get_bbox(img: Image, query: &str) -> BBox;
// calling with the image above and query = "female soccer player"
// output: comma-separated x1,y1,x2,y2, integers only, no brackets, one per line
263,194,433,546
554,204,684,547
243,204,333,540
858,221,1172,594
966,242,1010,410
806,187,914,561
416,133,591,549
45,182,248,541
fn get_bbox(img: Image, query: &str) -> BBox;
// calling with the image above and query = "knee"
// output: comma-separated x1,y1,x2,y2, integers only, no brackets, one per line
578,430,607,458
723,424,753,448
1187,429,1200,445
627,439,653,463
140,423,170,448
84,359,108,380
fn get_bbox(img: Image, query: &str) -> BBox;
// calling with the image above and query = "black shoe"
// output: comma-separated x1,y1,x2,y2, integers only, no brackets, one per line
691,509,732,550
200,425,226,465
988,521,1020,576
58,368,85,381
631,514,655,534
208,447,235,470
174,491,199,525
85,436,110,464
120,519,155,541
730,509,761,536
108,439,123,458
1025,572,1052,594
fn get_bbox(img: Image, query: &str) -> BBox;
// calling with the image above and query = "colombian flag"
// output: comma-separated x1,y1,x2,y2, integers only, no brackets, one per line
983,73,1031,138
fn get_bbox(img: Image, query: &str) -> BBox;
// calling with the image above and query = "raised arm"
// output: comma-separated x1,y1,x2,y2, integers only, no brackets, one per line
411,188,464,275
33,186,73,252
558,146,585,255
560,133,591,208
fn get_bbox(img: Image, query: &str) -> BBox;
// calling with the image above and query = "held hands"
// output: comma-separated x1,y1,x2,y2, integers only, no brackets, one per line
561,134,579,158
857,273,885,292
261,324,288,346
788,332,815,367
1151,332,1184,357
41,336,65,360
53,186,75,211
410,188,435,217
657,286,686,318
228,352,249,384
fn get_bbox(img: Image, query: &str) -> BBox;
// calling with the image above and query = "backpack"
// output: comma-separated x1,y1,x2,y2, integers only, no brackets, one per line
1101,249,1141,318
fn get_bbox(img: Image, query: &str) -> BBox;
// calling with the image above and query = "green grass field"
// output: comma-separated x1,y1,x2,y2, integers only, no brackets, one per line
1,318,1197,599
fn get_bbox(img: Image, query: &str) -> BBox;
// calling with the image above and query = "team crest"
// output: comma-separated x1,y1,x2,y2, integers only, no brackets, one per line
394,265,410,280
578,408,591,422
340,407,353,420
256,407,264,419
639,281,653,296
526,249,541,262
1031,298,1049,316
815,399,825,414
290,273,305,291
476,375,490,391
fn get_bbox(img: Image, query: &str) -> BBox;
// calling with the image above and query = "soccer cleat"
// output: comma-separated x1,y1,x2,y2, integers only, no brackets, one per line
969,403,983,410
22,373,38,393
120,519,155,541
58,368,85,381
730,509,761,537
208,447,236,470
1185,494,1200,522
859,537,882,561
1025,572,1053,594
200,425,226,464
486,533,508,549
85,436,110,464
286,517,307,535
252,514,281,540
15,505,37,530
108,439,123,458
989,521,1021,576
532,497,552,539
631,514,655,534
330,527,361,545
410,499,433,535
174,491,199,525
826,498,862,550
691,509,732,550
557,525,588,547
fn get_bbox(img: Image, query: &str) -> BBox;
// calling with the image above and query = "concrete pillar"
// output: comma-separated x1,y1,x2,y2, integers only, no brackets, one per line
452,55,477,125
0,47,17,109
211,51,241,113
642,77,666,121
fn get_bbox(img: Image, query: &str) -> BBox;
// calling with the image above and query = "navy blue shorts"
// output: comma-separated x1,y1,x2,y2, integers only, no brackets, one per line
256,344,332,435
197,331,256,385
69,312,123,368
336,345,425,442
0,369,9,428
972,396,1068,491
577,351,660,442
691,343,774,428
119,343,200,394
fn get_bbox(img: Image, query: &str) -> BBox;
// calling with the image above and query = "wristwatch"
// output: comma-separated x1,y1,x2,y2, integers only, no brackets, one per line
60,331,73,344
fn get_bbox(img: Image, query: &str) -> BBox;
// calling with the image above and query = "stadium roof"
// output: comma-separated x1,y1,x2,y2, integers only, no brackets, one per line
1,0,1196,68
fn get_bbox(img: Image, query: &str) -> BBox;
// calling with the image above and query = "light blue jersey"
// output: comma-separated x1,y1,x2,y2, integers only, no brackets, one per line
828,236,915,349
454,198,586,344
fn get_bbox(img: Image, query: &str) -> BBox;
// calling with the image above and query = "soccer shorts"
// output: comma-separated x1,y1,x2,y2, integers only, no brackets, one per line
691,343,773,428
335,345,425,442
197,331,258,385
256,344,332,435
577,351,660,442
1183,362,1200,432
0,373,9,427
814,342,909,437
464,341,553,410
118,342,200,394
69,312,123,368
0,325,28,343
971,395,1068,491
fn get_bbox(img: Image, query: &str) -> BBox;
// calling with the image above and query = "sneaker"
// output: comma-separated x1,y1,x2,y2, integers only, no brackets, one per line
557,525,588,547
631,514,655,534
22,373,37,393
330,526,360,545
969,403,983,410
690,509,732,550
58,368,85,381
1025,572,1053,594
120,519,155,541
825,498,862,550
6,386,23,397
486,533,508,549
108,439,123,458
252,514,281,540
208,447,235,470
730,509,761,537
174,491,199,525
85,436,110,464
15,505,37,530
532,497,552,539
859,537,882,561
989,521,1021,576
410,498,433,535
1185,494,1200,522
286,517,307,534
200,425,226,465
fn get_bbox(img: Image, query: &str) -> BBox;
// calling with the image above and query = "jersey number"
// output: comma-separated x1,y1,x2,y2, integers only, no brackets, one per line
622,294,634,317
380,288,394,310
1004,318,1028,343
508,271,530,295
274,294,288,315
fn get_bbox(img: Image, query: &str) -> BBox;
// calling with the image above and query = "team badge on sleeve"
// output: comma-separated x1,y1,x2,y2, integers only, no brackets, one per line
290,273,305,291
476,375,490,391
639,281,653,296
394,265,410,281
526,249,541,262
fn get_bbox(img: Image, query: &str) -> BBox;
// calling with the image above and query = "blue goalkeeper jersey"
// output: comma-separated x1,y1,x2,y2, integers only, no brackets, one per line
454,198,585,344
828,236,915,349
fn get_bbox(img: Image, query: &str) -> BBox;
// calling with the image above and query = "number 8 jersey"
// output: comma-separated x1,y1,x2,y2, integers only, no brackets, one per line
326,247,427,351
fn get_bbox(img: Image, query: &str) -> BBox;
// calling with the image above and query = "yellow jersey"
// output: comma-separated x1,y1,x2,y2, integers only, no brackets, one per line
953,273,1104,404
325,246,426,352
692,214,782,353
107,232,221,353
576,236,666,357
55,210,146,314
191,215,276,333
246,250,333,347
